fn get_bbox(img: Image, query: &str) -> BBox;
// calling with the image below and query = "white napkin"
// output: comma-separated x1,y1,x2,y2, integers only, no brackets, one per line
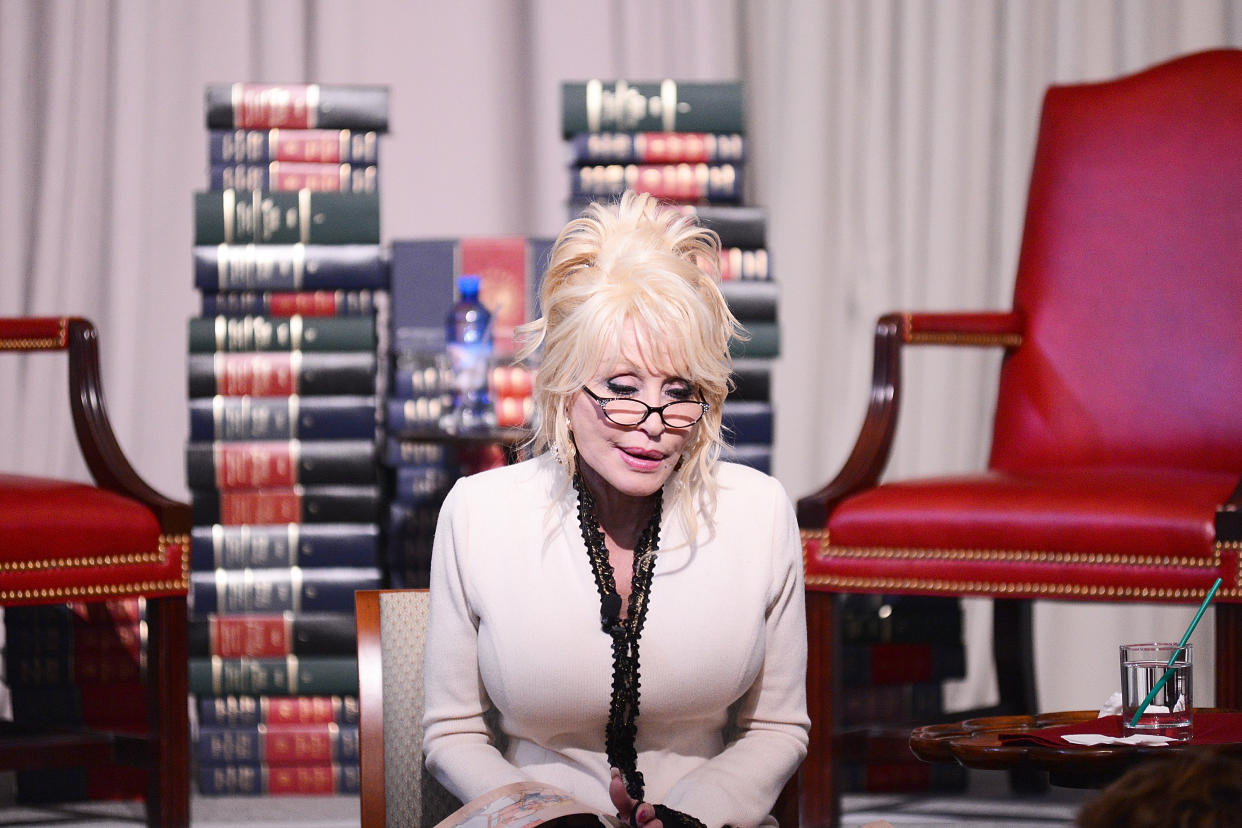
1058,690,1175,745
1062,733,1174,746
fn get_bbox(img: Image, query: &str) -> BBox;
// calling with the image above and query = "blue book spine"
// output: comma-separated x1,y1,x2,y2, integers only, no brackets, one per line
195,723,360,765
569,132,746,165
392,464,453,506
188,396,378,441
208,128,381,165
191,523,380,571
200,289,379,318
196,695,360,728
720,400,774,446
209,162,379,193
193,244,389,292
190,566,382,616
196,762,361,795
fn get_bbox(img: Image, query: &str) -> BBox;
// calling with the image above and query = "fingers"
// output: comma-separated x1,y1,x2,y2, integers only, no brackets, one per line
608,767,635,817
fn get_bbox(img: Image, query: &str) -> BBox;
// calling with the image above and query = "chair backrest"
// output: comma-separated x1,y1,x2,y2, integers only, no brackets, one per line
356,589,461,828
990,49,1242,475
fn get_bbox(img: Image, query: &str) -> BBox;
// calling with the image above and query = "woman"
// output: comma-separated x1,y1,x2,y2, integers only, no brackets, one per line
422,190,809,828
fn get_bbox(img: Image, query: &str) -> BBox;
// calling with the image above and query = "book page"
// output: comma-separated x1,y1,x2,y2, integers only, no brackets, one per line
433,781,624,828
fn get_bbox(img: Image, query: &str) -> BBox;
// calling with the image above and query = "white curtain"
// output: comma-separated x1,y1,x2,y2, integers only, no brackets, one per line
2,0,1239,713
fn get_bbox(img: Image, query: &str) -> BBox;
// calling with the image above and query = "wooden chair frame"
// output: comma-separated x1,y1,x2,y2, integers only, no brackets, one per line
0,316,191,827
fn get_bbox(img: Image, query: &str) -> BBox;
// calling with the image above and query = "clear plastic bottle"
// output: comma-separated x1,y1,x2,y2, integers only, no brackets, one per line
443,274,494,431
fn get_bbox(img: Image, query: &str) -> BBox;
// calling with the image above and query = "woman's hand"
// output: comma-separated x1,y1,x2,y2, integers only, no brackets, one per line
609,768,663,828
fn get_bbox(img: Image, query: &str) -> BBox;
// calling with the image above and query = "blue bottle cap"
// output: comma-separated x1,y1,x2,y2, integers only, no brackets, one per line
458,274,481,297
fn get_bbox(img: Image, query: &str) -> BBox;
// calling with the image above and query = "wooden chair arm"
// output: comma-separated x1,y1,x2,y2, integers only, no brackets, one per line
1216,476,1242,542
0,316,191,534
795,310,1024,527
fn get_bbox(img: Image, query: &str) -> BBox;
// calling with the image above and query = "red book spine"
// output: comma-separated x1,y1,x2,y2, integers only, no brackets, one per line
271,130,358,163
218,490,302,524
489,364,534,428
634,132,722,163
263,696,352,726
459,237,529,357
211,614,292,658
261,724,340,764
266,291,342,317
234,84,318,129
215,353,297,396
211,441,298,488
719,248,769,282
265,764,348,794
268,162,344,192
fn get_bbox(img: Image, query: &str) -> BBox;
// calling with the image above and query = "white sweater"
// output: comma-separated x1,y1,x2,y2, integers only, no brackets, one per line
422,453,810,828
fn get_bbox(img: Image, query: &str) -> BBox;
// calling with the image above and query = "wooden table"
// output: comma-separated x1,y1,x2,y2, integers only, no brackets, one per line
909,709,1242,788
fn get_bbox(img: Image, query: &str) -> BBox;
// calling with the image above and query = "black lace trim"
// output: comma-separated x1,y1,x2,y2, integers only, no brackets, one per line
652,804,709,828
574,472,661,803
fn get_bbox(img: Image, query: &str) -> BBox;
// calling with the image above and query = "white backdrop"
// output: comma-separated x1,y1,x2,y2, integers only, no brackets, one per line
2,0,1240,714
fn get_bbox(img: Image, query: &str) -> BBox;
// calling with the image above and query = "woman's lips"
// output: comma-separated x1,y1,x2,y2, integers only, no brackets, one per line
618,446,664,470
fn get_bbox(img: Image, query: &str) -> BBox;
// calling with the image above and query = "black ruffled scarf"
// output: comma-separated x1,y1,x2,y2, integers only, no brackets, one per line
573,472,706,828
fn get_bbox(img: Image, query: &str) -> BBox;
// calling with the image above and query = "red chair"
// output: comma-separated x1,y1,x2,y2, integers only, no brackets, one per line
0,317,191,827
796,49,1242,826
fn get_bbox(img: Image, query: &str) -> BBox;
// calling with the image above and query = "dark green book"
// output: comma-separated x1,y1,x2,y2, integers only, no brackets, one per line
721,279,778,323
729,321,780,359
189,655,358,696
561,80,744,137
188,315,375,353
194,190,380,245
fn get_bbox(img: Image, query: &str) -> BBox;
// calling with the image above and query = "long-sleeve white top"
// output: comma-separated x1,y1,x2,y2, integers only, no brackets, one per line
422,452,809,828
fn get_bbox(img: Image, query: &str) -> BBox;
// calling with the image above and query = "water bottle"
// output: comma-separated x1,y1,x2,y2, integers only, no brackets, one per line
443,274,494,431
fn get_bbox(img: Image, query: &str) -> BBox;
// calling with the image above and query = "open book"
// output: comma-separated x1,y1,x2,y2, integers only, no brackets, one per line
434,781,626,828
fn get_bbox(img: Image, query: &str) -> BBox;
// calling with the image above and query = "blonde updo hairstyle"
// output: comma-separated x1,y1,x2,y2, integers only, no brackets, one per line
516,190,746,523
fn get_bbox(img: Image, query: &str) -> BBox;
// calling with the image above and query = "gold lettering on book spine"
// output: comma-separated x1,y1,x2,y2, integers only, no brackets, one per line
306,84,320,129
660,79,678,131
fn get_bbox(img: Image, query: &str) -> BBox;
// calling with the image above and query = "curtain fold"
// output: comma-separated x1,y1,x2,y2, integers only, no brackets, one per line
2,0,1238,715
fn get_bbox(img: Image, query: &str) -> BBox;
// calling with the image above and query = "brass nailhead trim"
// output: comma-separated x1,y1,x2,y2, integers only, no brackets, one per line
802,572,1238,601
0,533,188,574
800,529,1219,569
0,579,187,603
905,331,1023,347
0,336,63,350
0,318,68,351
800,529,1238,601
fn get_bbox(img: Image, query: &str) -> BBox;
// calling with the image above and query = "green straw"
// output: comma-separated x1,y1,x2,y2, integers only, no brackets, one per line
1128,576,1222,728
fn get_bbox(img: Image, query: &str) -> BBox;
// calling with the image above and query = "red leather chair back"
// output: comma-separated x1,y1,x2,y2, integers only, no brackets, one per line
991,49,1242,475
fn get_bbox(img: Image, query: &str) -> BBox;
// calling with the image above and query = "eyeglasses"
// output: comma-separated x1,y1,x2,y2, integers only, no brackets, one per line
582,386,710,428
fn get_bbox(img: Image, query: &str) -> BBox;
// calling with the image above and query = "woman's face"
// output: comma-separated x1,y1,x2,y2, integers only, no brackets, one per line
569,324,698,502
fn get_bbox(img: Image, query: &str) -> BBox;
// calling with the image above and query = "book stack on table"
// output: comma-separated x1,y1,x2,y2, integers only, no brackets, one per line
4,600,148,803
383,237,552,587
837,594,969,793
560,80,779,473
185,82,392,797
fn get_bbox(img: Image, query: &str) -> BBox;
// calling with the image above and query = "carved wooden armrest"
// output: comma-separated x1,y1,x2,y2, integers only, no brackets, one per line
795,310,1024,527
0,316,190,533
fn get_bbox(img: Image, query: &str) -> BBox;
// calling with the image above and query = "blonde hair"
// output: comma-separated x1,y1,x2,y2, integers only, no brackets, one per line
515,190,747,527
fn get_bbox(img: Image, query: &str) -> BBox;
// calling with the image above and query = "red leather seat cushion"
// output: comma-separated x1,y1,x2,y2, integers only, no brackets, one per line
0,473,186,602
805,468,1236,602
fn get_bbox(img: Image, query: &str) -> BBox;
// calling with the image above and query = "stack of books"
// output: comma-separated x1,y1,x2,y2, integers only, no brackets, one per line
4,600,147,802
383,238,551,587
560,80,778,473
837,594,969,793
185,82,392,796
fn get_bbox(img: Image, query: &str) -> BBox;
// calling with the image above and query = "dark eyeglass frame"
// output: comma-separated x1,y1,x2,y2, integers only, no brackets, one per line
581,385,710,428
